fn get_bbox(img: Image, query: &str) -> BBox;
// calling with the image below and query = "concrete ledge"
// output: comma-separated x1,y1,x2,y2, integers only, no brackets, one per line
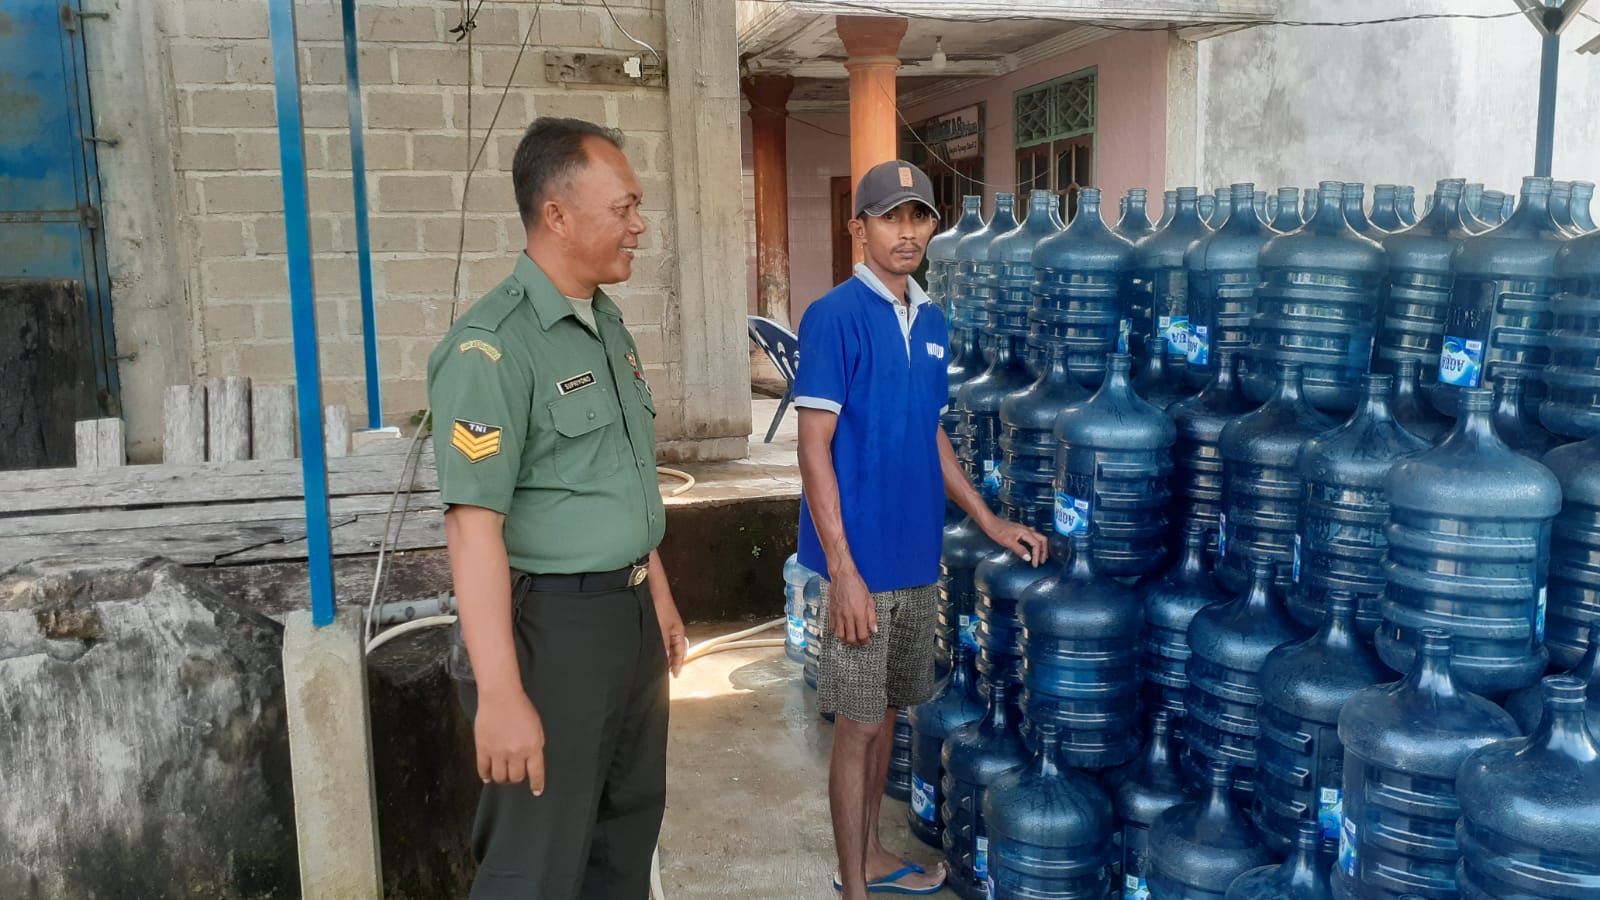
284,611,384,899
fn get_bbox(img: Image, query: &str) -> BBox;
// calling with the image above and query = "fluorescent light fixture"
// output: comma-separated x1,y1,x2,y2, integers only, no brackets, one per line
1514,0,1591,36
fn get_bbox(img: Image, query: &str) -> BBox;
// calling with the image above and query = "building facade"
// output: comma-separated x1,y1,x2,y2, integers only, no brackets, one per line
11,0,749,464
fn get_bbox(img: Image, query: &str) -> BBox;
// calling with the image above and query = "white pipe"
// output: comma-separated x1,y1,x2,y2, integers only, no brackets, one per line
365,614,457,654
684,617,784,659
656,466,695,496
684,637,785,663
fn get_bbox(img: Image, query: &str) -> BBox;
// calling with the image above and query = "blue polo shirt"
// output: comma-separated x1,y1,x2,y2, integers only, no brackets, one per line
795,265,950,593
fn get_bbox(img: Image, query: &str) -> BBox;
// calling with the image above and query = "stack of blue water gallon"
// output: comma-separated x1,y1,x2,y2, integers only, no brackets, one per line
788,174,1600,900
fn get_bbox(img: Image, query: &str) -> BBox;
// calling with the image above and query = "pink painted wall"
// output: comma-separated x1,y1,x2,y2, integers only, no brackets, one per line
740,28,1170,334
903,28,1170,218
741,111,853,328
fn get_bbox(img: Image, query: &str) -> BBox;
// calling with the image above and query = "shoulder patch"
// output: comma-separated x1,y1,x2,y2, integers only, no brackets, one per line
450,419,503,462
458,339,502,362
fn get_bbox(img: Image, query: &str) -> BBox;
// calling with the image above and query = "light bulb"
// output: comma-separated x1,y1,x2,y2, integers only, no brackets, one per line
931,37,947,71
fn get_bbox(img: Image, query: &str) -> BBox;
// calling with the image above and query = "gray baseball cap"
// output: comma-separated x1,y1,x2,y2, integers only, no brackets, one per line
853,160,939,219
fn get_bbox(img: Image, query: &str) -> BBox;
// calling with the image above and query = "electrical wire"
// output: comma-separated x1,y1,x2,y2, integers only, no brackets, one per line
597,0,664,74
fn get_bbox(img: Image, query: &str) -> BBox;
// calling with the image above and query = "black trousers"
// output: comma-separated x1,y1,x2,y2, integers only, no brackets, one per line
456,577,669,900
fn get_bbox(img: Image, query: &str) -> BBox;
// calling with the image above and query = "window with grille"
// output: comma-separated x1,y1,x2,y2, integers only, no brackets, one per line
1014,69,1096,218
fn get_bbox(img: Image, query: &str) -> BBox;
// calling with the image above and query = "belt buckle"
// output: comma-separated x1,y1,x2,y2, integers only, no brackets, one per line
628,563,649,588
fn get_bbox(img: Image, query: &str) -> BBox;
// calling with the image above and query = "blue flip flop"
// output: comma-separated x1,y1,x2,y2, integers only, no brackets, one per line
831,861,946,895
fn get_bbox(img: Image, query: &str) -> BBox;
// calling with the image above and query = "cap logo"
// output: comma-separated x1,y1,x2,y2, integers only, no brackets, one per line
898,166,914,188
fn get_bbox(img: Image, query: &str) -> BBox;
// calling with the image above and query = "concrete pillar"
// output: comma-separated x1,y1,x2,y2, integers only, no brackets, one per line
283,611,383,899
1164,33,1200,193
665,0,751,461
743,74,795,328
836,14,908,266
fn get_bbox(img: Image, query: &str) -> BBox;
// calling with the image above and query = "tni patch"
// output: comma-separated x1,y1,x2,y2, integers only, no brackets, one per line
458,339,502,362
450,419,502,462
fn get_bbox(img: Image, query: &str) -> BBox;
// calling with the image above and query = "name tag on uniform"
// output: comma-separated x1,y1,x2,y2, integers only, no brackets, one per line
557,371,596,395
926,342,944,360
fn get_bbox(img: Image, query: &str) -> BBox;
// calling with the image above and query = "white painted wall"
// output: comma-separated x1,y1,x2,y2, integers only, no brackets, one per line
1195,0,1600,197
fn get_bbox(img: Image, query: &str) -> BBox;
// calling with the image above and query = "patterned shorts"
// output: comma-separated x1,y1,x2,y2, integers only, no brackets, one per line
817,581,938,725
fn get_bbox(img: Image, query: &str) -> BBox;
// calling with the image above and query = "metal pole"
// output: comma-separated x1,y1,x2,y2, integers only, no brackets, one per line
1535,32,1559,177
268,0,337,627
341,0,382,430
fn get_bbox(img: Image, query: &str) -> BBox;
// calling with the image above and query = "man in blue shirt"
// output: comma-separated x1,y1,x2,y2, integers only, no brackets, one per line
795,160,1048,898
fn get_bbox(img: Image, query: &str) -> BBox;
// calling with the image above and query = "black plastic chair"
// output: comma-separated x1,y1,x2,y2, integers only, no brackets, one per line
747,315,800,442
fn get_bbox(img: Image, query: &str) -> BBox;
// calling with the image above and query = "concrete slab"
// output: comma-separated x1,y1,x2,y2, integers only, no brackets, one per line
659,624,956,899
663,398,802,508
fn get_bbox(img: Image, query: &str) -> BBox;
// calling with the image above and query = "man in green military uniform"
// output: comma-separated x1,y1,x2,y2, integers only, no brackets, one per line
426,117,687,900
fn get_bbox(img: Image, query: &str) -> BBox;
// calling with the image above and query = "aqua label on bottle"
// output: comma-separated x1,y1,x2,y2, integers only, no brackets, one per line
1318,787,1343,842
1438,336,1484,388
1338,818,1359,878
911,775,936,823
1536,585,1548,644
787,615,806,650
1187,325,1210,368
1117,318,1132,354
1293,534,1302,584
1159,315,1190,357
982,459,1001,498
1217,512,1228,559
1123,874,1150,900
959,613,978,652
975,834,989,881
1054,493,1091,536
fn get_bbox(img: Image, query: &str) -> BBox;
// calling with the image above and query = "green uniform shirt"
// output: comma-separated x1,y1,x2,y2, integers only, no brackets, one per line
426,253,666,574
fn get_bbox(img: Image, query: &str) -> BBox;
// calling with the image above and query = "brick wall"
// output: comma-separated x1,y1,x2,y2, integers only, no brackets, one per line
164,0,678,436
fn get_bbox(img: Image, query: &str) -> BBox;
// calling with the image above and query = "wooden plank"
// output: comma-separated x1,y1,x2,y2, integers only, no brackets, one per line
0,515,359,569
218,507,447,564
76,419,125,468
206,376,251,462
96,418,126,467
74,421,98,468
0,491,442,539
163,384,207,464
0,448,438,515
325,404,350,459
252,384,296,460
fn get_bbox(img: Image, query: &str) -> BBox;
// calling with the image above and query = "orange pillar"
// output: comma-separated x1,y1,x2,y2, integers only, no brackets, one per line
743,74,796,327
836,15,908,264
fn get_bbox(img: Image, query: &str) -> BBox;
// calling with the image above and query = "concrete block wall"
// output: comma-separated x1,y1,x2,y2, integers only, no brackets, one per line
162,0,681,438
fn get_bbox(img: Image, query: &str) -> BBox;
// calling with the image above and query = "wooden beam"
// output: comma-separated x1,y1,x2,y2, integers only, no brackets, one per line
252,384,296,460
0,446,437,516
206,376,251,462
163,384,207,464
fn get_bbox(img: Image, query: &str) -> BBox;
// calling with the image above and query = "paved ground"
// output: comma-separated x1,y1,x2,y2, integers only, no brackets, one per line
653,397,959,898
663,398,803,508
656,626,957,900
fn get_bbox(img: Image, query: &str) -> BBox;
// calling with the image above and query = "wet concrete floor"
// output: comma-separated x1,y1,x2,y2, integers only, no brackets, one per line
658,624,958,899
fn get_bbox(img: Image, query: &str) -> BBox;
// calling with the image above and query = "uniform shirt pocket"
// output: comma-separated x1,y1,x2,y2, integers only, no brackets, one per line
548,391,622,484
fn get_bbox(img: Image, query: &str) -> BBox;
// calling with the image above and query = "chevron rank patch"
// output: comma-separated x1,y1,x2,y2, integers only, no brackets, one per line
450,419,502,462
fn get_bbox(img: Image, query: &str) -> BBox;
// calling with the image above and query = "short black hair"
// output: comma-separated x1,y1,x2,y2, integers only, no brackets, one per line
511,117,625,229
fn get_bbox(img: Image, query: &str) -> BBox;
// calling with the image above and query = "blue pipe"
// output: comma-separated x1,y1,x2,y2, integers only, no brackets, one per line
341,0,383,430
268,0,337,626
1535,33,1559,178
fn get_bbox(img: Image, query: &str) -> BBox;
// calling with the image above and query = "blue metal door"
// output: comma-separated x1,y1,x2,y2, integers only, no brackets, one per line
0,1,118,412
